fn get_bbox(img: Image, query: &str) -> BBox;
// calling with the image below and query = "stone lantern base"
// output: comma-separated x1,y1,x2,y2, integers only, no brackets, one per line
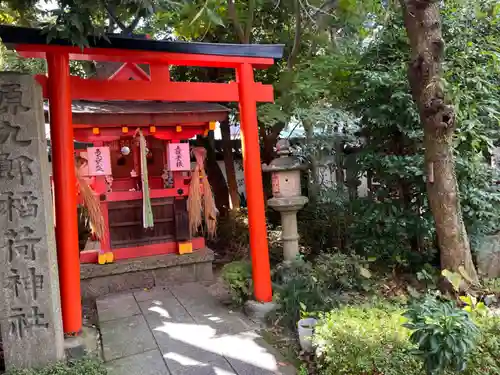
268,196,308,261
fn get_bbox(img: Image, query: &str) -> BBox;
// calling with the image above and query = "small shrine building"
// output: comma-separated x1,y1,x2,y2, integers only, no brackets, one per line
0,24,284,335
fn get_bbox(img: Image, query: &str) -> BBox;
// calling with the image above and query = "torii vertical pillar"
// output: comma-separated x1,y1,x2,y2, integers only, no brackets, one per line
47,53,82,334
237,63,273,302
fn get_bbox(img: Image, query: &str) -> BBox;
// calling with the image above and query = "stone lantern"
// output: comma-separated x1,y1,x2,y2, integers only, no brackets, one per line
263,139,308,261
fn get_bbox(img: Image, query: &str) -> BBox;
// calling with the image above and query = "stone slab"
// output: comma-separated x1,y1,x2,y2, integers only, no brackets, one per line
169,284,257,334
98,287,297,375
476,233,500,278
80,249,215,279
97,293,141,322
139,294,225,362
80,250,214,299
134,286,172,302
100,314,157,361
0,73,64,369
163,353,236,375
221,334,296,375
153,264,197,286
81,270,155,299
137,290,192,322
106,349,170,375
151,318,226,363
195,262,215,282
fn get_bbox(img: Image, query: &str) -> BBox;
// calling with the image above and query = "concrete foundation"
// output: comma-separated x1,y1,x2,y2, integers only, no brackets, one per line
64,326,101,360
244,300,279,322
80,248,214,299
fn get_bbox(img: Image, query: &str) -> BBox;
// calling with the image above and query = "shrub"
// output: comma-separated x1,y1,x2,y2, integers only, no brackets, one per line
468,317,500,374
272,259,332,329
298,200,348,254
403,295,480,374
297,194,437,270
208,210,250,263
312,252,373,292
314,302,420,375
272,253,373,329
221,260,253,305
313,302,500,375
6,358,107,375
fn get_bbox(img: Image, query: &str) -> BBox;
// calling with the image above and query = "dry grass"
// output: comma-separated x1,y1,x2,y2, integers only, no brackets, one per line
75,158,107,242
188,165,202,235
188,147,217,238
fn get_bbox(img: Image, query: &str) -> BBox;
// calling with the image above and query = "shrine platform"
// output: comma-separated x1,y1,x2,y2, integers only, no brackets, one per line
80,248,214,299
97,283,296,375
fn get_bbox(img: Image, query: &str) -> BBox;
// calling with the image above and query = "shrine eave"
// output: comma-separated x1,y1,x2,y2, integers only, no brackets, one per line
0,25,284,67
43,101,230,126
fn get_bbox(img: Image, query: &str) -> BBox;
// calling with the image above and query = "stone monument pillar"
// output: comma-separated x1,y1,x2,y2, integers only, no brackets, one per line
0,73,64,369
263,140,308,261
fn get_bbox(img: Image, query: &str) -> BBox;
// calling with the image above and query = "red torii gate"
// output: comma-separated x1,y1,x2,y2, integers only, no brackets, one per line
0,25,284,335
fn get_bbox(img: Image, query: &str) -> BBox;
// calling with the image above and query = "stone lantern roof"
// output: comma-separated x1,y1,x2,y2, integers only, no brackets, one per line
262,139,307,172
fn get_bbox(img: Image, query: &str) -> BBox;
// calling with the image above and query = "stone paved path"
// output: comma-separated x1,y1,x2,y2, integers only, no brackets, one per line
97,283,296,375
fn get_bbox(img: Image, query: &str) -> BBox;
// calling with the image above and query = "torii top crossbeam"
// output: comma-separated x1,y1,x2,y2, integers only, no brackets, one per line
0,25,284,102
0,24,284,335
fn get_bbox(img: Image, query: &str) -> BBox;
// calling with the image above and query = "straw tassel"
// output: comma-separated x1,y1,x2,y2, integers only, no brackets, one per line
188,147,217,238
74,162,107,242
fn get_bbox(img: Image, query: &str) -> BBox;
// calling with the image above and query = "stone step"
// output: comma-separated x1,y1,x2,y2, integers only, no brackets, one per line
80,248,214,299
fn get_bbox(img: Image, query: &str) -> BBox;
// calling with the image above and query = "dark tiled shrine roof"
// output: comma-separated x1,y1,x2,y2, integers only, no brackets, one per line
0,25,284,59
43,101,230,115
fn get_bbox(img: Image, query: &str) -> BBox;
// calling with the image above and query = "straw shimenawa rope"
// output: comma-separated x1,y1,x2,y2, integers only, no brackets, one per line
188,147,217,238
135,128,154,229
75,157,107,242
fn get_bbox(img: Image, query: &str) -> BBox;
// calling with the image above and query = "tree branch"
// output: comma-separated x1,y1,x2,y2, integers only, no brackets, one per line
243,0,255,43
123,12,143,34
270,121,285,138
105,4,127,31
287,0,302,70
227,0,246,43
105,3,142,35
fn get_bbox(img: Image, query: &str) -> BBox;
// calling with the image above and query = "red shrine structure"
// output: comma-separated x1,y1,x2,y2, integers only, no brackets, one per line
0,25,284,335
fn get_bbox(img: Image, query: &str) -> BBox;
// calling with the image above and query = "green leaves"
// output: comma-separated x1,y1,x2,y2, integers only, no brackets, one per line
206,7,224,26
402,295,480,374
5,357,108,375
221,260,253,305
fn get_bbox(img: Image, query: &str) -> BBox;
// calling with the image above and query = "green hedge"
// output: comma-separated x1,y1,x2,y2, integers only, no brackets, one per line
5,358,107,375
313,303,500,375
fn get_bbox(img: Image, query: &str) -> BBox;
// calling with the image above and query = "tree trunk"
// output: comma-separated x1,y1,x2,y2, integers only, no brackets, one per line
333,135,345,190
220,119,240,209
260,121,285,165
400,0,478,282
305,120,319,202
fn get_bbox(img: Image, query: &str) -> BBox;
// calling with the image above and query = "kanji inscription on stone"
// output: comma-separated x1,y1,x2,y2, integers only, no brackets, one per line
0,153,34,185
0,84,30,115
4,267,44,300
0,73,64,369
8,305,49,339
0,191,38,222
3,227,41,263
